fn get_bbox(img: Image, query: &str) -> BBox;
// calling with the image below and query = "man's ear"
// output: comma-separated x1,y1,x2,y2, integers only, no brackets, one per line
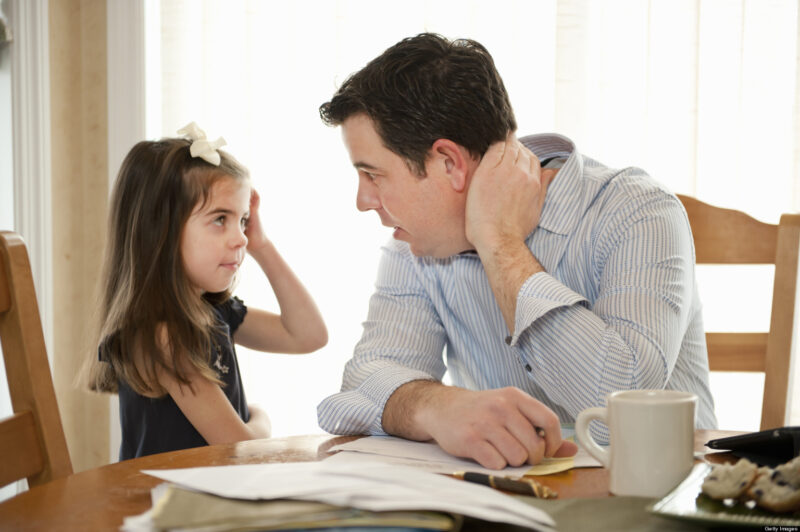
430,139,469,193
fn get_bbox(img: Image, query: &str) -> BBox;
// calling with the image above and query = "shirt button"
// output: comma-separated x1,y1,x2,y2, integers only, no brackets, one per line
525,364,532,372
505,336,512,345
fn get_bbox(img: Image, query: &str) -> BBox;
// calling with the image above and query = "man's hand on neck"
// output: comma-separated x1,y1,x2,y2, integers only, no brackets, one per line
464,135,557,333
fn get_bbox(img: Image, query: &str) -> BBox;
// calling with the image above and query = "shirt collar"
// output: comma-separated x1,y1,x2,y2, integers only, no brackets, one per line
519,133,585,237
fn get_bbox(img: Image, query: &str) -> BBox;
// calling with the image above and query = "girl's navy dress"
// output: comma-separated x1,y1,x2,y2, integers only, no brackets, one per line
117,297,250,460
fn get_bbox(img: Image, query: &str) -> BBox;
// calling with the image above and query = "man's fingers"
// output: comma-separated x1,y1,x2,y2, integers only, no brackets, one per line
470,440,509,470
511,139,521,163
506,138,521,168
529,147,541,174
516,400,563,458
553,439,579,458
484,427,533,467
515,142,533,168
541,168,558,188
525,437,545,465
482,139,508,169
541,424,564,458
502,409,548,465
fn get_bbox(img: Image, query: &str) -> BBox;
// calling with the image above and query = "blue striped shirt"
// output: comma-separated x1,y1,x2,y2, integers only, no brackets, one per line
318,133,717,438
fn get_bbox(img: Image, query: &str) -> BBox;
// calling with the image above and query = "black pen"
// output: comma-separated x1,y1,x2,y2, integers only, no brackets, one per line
453,472,557,499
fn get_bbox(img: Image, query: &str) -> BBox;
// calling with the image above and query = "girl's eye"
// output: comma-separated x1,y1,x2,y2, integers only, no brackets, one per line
213,215,226,226
240,217,249,229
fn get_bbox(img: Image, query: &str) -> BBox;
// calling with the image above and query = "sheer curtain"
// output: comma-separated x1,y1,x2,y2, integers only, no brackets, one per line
149,0,800,435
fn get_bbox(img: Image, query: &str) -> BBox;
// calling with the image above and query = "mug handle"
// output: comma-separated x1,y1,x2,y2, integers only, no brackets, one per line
575,407,610,468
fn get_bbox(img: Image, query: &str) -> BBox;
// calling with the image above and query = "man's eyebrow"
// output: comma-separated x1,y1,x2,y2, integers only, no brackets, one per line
353,161,380,171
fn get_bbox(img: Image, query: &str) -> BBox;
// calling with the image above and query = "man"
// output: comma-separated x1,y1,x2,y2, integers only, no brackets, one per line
317,33,717,470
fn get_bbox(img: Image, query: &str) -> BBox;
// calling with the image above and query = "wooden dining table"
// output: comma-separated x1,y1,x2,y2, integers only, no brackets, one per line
0,429,738,531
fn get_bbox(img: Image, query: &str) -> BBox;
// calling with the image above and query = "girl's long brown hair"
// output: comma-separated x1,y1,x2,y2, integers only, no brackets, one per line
86,138,249,396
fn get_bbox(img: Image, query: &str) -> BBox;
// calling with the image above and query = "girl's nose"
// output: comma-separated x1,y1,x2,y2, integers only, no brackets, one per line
356,175,380,212
232,226,248,248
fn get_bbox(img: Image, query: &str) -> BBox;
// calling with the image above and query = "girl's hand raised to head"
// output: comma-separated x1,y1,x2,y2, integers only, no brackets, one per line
234,185,328,354
245,188,270,252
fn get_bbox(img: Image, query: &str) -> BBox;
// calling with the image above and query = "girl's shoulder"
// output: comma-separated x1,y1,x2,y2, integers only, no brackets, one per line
211,296,248,333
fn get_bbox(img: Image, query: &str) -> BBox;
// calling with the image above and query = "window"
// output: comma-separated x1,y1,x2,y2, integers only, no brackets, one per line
148,0,800,435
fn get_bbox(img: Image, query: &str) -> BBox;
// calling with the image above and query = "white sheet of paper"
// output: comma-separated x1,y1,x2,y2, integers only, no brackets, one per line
323,447,518,475
327,434,602,473
328,435,533,475
142,460,555,531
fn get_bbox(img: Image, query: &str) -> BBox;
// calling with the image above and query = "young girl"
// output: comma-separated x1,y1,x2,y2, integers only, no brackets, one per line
87,122,327,460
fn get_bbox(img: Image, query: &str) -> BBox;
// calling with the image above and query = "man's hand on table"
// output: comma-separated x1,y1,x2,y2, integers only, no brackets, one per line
382,380,578,470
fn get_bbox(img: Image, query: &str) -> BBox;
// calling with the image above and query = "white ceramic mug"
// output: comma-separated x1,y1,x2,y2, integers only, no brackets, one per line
575,389,696,498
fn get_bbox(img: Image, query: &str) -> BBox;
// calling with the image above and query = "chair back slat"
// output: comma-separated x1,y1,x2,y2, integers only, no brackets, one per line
0,231,72,489
761,215,800,429
705,332,766,372
678,195,800,430
0,412,44,487
679,194,777,264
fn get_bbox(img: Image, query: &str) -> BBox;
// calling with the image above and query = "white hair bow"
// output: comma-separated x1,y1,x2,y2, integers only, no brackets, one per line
177,122,227,166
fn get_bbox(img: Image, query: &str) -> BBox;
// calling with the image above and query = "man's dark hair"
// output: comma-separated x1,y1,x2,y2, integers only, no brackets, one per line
320,33,517,175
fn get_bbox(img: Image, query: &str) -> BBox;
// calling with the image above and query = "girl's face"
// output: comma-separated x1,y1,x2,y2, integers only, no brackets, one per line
181,176,251,294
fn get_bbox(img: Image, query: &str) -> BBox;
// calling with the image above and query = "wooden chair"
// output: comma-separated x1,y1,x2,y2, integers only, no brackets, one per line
0,231,72,488
677,195,800,430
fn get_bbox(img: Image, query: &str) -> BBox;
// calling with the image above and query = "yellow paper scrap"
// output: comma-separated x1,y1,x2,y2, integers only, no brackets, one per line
524,456,576,476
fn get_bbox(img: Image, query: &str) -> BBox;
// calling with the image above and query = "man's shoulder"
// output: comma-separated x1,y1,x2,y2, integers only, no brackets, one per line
583,160,679,213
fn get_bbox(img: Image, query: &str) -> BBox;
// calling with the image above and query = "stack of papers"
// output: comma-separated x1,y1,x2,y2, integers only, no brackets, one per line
127,484,456,531
123,460,555,531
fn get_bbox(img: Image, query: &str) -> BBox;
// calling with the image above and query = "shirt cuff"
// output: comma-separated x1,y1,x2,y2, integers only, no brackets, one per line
509,271,588,346
319,367,437,436
361,368,437,433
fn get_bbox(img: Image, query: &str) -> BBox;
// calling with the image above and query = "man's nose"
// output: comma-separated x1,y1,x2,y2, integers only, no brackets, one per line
356,177,380,212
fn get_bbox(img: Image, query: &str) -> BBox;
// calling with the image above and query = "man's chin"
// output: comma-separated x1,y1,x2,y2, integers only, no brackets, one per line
408,246,431,258
408,241,473,259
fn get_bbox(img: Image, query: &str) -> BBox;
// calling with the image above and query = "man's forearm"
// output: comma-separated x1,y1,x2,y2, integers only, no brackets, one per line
476,236,545,334
381,379,446,441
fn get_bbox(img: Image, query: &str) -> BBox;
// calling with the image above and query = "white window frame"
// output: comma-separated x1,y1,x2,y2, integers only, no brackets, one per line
9,0,52,358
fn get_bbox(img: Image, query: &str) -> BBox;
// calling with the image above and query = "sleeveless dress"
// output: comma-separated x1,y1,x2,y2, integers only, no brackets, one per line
117,297,250,460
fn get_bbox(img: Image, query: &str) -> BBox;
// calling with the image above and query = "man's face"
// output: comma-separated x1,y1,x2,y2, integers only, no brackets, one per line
341,114,471,258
